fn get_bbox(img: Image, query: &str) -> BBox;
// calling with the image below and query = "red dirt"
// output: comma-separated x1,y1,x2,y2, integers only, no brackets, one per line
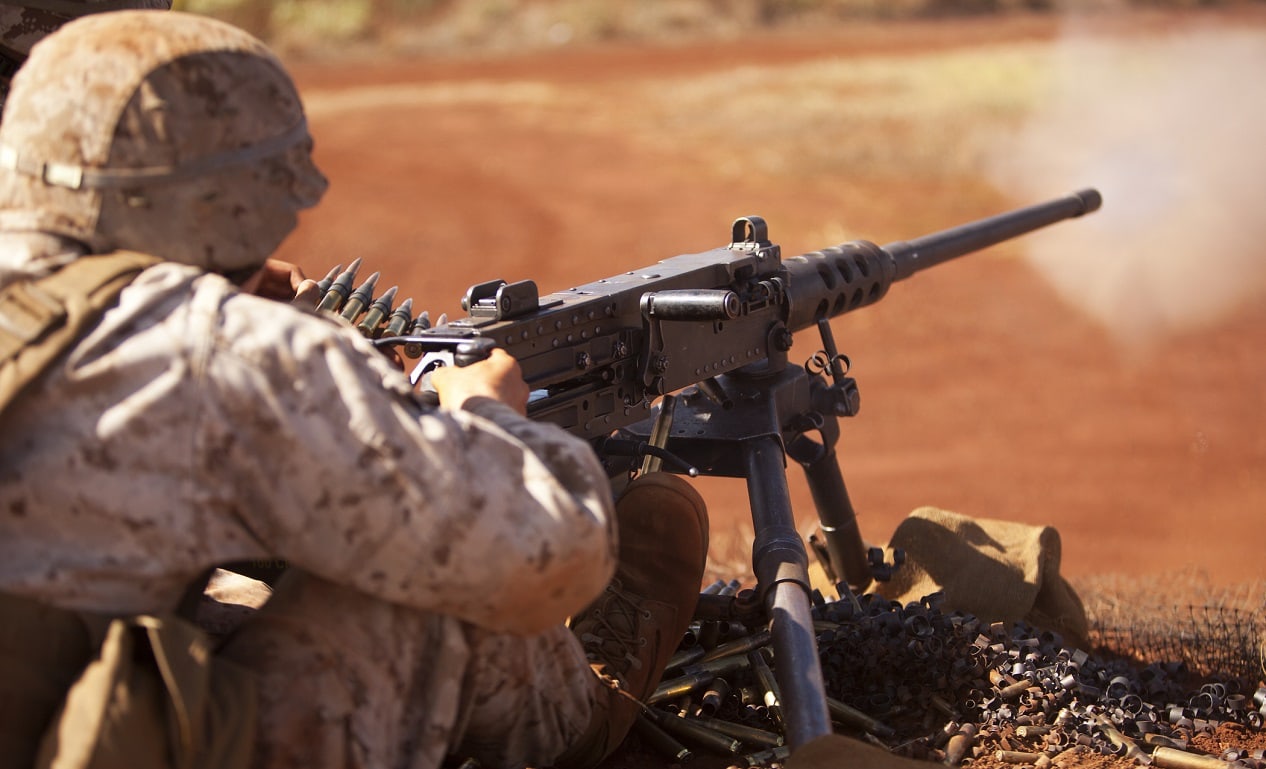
278,9,1265,593
272,8,1265,768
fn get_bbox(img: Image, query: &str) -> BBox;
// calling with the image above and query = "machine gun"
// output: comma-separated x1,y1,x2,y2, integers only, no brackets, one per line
329,188,1102,752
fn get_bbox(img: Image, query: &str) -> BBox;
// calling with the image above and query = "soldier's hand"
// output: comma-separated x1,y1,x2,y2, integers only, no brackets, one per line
242,259,309,302
428,349,529,416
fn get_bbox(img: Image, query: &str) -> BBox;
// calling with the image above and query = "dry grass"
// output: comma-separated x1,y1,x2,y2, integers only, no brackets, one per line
175,0,1260,54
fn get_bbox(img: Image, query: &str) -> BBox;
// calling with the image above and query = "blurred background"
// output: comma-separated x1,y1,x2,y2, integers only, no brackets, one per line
177,0,1265,595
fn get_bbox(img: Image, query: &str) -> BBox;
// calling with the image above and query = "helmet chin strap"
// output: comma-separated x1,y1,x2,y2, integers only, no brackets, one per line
0,118,309,191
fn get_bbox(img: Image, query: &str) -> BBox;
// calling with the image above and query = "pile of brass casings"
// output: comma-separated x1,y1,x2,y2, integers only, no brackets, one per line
640,584,1266,768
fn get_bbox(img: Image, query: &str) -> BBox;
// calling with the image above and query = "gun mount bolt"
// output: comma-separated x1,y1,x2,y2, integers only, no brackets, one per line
774,329,793,351
653,355,669,374
576,352,592,370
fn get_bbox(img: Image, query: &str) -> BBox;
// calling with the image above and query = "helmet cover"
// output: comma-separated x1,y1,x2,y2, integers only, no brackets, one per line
0,10,326,272
1,2,173,57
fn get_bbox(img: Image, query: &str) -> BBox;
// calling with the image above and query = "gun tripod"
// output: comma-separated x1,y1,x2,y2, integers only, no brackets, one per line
620,319,881,750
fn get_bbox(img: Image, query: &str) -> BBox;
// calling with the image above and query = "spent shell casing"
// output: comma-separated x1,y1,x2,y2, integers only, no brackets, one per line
357,285,399,337
698,628,771,664
747,649,784,730
742,745,791,767
315,257,362,313
1152,746,1231,769
383,297,414,338
684,713,783,749
340,271,380,322
645,708,741,755
648,670,714,705
666,645,707,673
681,651,751,680
698,677,730,716
1094,715,1150,765
944,723,977,766
632,712,693,764
996,750,1043,764
998,678,1035,700
1143,733,1188,750
825,696,895,738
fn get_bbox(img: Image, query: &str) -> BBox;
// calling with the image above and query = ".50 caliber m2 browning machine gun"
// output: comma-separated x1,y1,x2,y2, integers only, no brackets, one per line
320,189,1103,752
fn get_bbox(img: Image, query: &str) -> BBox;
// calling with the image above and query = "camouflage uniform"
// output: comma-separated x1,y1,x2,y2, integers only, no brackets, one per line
0,12,614,769
0,1,173,112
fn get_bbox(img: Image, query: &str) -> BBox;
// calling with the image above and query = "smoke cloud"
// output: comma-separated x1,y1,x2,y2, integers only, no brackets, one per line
987,21,1266,350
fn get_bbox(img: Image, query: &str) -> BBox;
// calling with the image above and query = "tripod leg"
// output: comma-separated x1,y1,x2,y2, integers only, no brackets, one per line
744,436,832,750
802,446,871,590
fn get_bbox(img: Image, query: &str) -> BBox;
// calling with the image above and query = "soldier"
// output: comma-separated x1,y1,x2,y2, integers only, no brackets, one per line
0,1,173,113
0,10,708,769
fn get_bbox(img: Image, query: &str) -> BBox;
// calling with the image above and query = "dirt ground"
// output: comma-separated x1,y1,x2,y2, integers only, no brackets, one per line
268,7,1266,768
278,7,1264,593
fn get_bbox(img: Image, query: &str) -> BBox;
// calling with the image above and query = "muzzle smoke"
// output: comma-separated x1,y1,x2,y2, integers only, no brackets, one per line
987,22,1266,350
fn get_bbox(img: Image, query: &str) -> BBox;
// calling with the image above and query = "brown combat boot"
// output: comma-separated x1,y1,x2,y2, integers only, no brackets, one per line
554,472,709,769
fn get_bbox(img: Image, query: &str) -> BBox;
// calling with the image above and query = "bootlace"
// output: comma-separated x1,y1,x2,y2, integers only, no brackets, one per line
574,579,652,681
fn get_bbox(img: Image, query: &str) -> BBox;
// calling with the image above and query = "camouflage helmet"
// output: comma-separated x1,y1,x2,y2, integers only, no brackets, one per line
0,10,327,272
0,2,173,105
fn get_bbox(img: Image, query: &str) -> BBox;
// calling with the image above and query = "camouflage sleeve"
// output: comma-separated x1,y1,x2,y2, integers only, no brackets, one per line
198,285,616,636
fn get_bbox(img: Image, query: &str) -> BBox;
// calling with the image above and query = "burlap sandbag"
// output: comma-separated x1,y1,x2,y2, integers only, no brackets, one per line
874,507,1088,648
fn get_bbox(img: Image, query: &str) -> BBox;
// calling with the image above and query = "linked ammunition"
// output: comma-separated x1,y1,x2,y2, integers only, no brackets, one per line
403,311,432,358
314,263,342,294
357,285,398,337
383,297,414,338
339,271,380,323
315,258,361,313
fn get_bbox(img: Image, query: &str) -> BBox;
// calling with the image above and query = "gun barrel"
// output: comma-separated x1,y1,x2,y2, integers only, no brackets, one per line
783,189,1101,333
884,188,1101,280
